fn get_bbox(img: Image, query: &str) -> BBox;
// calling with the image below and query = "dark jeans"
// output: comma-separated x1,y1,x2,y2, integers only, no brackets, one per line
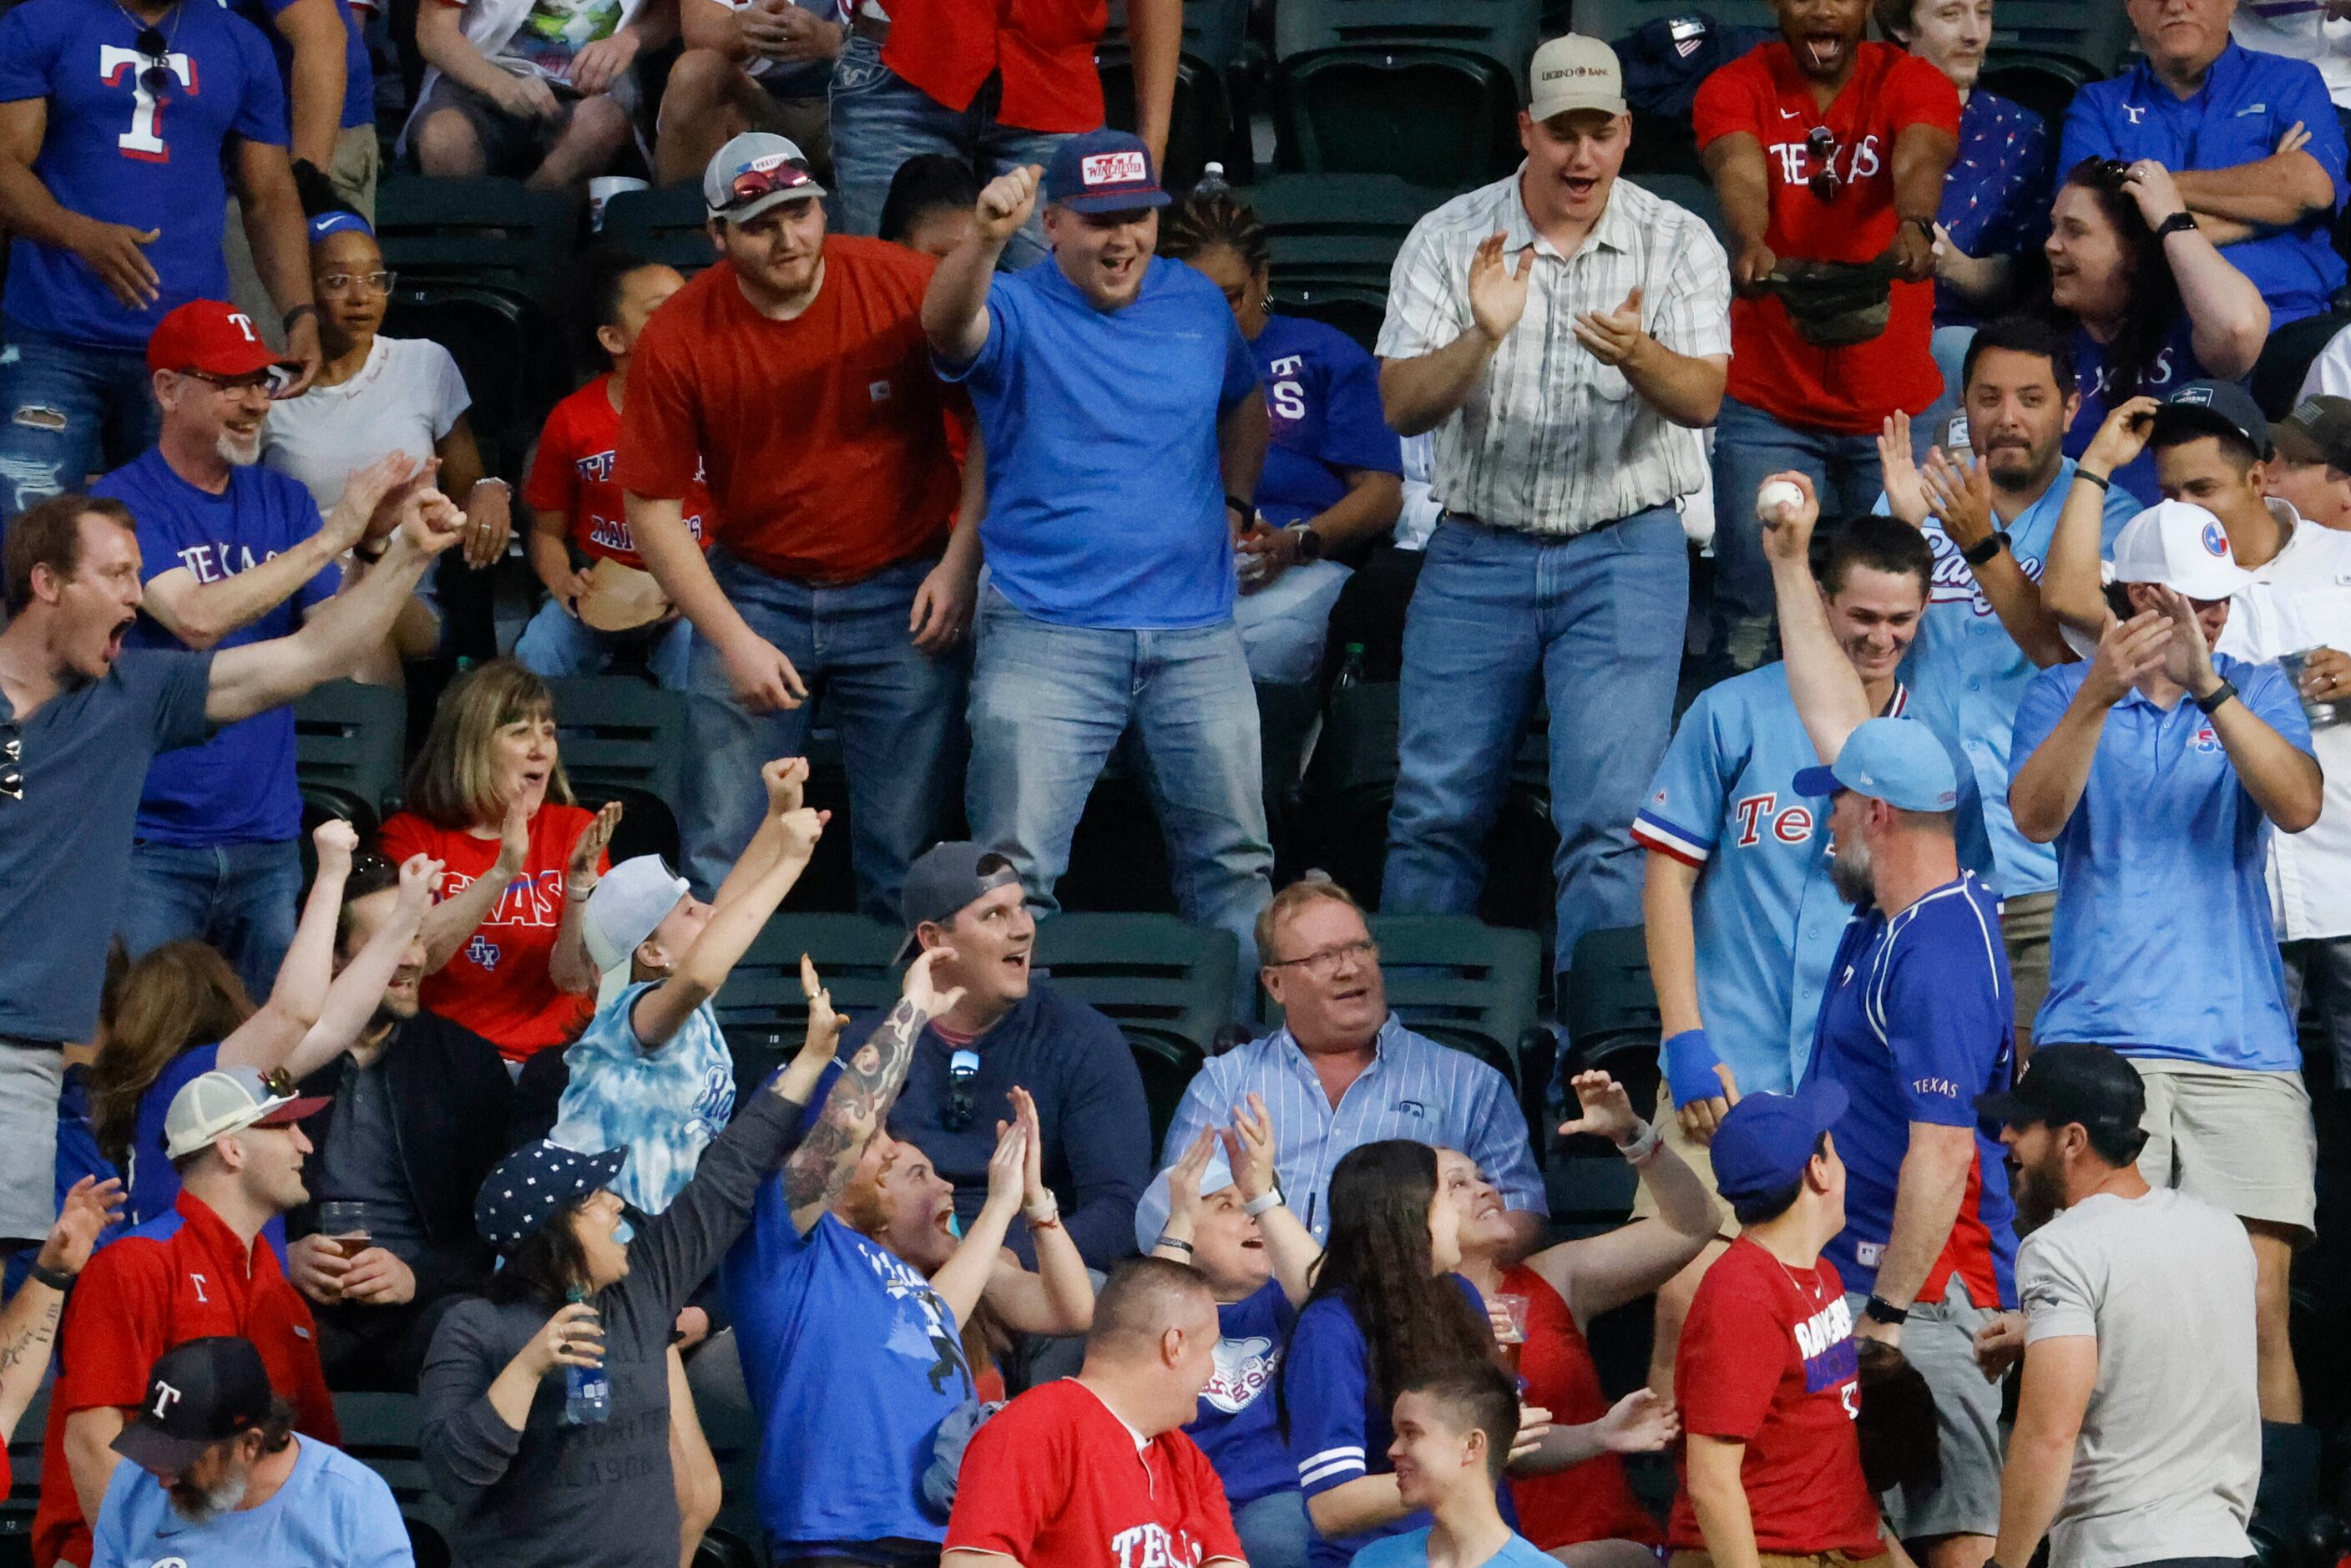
315,1289,468,1393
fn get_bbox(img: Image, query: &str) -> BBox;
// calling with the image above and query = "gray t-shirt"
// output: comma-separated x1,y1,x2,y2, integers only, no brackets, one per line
315,1055,427,1260
2018,1186,2258,1568
0,650,212,1043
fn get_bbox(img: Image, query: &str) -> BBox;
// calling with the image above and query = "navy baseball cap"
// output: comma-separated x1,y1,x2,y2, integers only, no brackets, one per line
1710,1080,1848,1202
113,1337,275,1474
1792,718,1959,812
475,1141,627,1254
2151,379,2270,458
1042,130,1170,214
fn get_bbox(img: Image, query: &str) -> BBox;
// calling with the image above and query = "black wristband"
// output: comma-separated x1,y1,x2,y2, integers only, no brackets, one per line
28,1261,75,1293
281,302,318,331
2195,678,2239,716
2075,468,2111,493
1225,494,1254,521
1961,530,2010,567
1155,1234,1195,1254
1864,1294,1909,1326
2156,210,2200,239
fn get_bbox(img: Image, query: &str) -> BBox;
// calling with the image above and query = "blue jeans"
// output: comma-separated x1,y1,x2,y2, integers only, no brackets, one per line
1234,559,1350,685
681,552,963,918
1709,394,1888,671
1231,1490,1312,1568
827,31,1072,270
0,318,162,520
1383,509,1685,964
119,838,306,1002
966,587,1272,996
513,599,695,688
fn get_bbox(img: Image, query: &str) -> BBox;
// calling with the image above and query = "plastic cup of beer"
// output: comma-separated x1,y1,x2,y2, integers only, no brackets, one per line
1493,1291,1530,1372
317,1201,372,1261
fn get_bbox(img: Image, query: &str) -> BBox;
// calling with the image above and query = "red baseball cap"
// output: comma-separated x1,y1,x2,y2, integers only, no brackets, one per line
145,300,279,377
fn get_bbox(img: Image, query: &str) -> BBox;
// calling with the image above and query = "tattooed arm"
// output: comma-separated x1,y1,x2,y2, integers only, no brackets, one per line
786,945,966,1237
0,1177,124,1439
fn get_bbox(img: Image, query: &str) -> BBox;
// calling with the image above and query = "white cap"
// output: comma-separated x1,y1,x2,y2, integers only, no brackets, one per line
2111,499,2254,601
163,1065,328,1161
1528,34,1627,121
1131,1150,1239,1254
584,855,693,974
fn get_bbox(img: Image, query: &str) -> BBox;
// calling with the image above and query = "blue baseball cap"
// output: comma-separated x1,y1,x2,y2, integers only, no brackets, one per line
1132,1148,1239,1254
1791,718,1959,812
1709,1080,1849,1202
475,1141,628,1254
1041,130,1170,215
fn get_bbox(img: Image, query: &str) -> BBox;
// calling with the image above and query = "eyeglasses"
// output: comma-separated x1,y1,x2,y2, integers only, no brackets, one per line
941,1048,980,1131
1806,125,1843,203
721,160,814,213
0,722,20,804
179,368,276,393
134,25,174,99
317,270,397,296
1263,938,1378,980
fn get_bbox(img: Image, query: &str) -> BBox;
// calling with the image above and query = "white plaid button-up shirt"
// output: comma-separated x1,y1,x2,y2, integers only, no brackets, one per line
1376,169,1732,537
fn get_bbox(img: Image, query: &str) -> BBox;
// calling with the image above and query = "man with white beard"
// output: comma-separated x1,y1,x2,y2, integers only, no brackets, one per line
94,298,424,999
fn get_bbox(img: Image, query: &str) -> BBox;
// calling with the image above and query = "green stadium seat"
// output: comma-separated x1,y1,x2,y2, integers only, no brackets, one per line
335,1391,457,1567
1271,0,1536,185
374,177,581,298
296,679,408,820
1252,173,1438,352
547,676,689,866
1034,914,1236,1149
1,1384,44,1556
716,912,907,1087
381,283,570,473
600,185,721,276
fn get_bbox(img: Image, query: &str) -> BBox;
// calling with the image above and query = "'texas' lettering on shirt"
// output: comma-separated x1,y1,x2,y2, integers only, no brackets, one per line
440,868,566,928
1110,1522,1206,1568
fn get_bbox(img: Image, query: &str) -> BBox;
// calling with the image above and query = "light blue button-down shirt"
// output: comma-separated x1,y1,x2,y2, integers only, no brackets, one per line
1160,1014,1546,1239
1890,459,2143,897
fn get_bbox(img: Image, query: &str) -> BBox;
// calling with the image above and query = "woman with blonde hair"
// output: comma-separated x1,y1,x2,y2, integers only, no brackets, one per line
380,659,623,1070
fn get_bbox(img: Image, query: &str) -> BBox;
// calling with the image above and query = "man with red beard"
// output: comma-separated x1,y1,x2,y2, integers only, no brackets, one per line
723,1085,1093,1566
279,852,516,1391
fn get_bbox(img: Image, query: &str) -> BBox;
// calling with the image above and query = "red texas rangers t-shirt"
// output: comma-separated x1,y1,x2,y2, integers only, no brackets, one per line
948,1378,1246,1568
523,375,715,572
1668,1237,1883,1556
1693,40,1961,433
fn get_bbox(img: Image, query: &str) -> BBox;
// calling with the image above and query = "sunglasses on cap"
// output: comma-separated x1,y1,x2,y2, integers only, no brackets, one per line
722,161,816,213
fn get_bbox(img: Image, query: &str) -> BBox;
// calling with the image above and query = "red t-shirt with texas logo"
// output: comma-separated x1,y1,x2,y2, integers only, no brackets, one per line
948,1378,1246,1568
524,375,717,571
1668,1237,1882,1556
1693,40,1961,433
379,803,606,1063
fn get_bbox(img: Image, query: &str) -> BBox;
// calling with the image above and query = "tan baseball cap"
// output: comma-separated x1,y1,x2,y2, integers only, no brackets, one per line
1528,33,1627,121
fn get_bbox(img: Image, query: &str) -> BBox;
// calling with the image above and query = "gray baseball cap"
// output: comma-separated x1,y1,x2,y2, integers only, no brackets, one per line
896,842,1023,959
704,132,827,222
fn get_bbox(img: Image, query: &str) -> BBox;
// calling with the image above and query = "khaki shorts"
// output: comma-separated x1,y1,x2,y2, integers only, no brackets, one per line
2131,1057,2316,1237
1847,1278,2004,1542
1634,1080,1738,1237
2000,890,2056,1051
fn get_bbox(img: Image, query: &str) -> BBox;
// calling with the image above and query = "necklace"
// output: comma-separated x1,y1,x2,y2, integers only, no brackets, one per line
115,0,185,54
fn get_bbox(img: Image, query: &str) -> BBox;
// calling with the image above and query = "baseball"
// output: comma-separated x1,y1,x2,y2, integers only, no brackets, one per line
1757,479,1804,523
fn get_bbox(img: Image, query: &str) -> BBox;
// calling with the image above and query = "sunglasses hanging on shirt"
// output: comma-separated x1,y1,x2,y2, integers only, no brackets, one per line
942,1048,980,1131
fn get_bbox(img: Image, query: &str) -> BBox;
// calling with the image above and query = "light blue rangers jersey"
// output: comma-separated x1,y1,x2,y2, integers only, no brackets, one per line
1631,665,1910,1098
551,980,737,1216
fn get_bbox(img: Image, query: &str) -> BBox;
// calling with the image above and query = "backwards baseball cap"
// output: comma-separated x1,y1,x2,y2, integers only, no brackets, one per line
1131,1148,1240,1255
704,132,827,222
1973,1042,2146,1151
2111,498,2253,600
2273,395,2351,473
584,854,693,974
2150,378,2271,458
162,1065,329,1161
112,1337,276,1474
145,300,278,378
1792,718,1959,812
1042,129,1170,215
895,841,1024,959
1527,33,1628,121
1709,1080,1848,1203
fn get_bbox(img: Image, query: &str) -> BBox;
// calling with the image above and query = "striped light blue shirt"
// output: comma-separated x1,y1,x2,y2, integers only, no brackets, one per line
1161,1014,1545,1239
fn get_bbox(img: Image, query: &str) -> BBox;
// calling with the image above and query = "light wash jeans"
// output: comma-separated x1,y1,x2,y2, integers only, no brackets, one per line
680,551,963,918
0,317,162,520
1708,394,1888,673
826,30,1072,270
514,599,695,689
966,586,1272,1000
1233,559,1350,685
119,837,306,1002
1383,509,1685,966
1232,1490,1311,1568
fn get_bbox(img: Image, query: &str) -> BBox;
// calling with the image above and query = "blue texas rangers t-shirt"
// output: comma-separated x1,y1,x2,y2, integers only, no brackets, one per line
99,447,339,847
1187,1278,1300,1509
0,0,288,351
1250,313,1403,531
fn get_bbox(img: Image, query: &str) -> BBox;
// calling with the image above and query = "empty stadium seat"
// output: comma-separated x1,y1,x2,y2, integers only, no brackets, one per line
296,679,409,820
716,912,908,1087
374,177,582,299
547,675,689,866
600,185,722,276
382,284,569,474
1272,0,1536,185
335,1391,458,1567
1034,913,1238,1148
1095,0,1256,191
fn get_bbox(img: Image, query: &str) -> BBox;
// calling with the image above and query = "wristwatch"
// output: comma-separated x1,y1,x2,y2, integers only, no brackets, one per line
1863,1294,1910,1326
1286,524,1324,562
1961,529,2010,567
2195,678,2239,716
1242,1188,1284,1217
2156,210,2200,239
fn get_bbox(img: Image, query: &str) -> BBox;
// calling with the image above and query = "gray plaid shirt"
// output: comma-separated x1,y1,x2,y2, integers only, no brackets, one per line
1376,168,1732,536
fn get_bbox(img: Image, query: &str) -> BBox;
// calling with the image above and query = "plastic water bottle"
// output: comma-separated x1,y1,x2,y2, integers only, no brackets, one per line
562,1288,610,1426
1193,162,1230,198
1336,642,1367,690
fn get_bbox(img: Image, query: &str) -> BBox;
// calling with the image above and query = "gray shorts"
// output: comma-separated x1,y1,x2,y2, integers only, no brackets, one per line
0,1041,63,1242
2131,1058,2316,1237
1847,1278,2004,1543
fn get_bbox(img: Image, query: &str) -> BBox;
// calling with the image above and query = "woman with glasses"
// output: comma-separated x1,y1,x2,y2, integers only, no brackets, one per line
263,207,513,680
2045,155,2269,504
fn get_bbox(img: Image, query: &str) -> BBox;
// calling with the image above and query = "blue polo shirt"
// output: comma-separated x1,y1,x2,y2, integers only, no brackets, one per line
1888,462,2144,897
1807,873,2017,1308
940,254,1261,630
2059,41,2348,325
2010,653,2312,1068
1249,313,1402,530
99,448,340,847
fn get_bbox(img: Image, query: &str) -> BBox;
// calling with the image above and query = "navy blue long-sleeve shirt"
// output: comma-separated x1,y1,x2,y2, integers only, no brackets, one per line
858,979,1150,1272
